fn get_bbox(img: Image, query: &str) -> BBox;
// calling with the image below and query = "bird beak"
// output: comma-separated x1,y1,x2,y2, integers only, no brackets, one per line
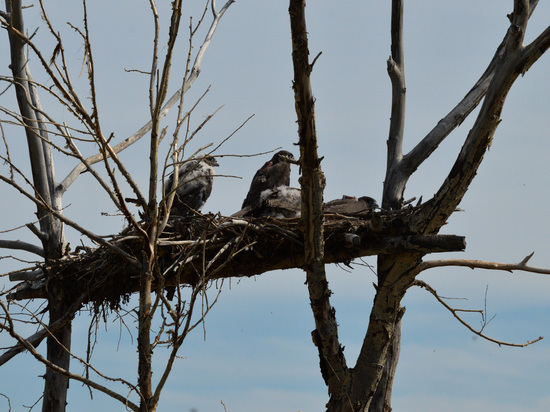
282,155,300,165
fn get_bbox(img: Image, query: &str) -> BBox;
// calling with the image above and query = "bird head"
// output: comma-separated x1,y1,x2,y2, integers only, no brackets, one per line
273,150,298,165
358,196,379,210
203,156,219,167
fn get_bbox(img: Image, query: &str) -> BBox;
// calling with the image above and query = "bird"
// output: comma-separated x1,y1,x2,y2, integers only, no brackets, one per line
256,186,301,218
238,186,301,218
163,156,219,216
241,150,296,209
324,195,379,215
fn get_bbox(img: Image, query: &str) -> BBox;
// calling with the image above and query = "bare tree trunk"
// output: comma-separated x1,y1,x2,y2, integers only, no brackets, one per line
363,3,550,411
135,1,185,408
290,1,354,410
5,2,69,410
369,307,404,412
42,288,72,412
138,259,154,412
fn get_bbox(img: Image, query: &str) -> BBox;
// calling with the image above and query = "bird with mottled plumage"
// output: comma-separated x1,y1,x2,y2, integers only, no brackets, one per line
241,150,296,209
164,156,219,216
324,195,379,215
249,186,302,218
257,186,301,218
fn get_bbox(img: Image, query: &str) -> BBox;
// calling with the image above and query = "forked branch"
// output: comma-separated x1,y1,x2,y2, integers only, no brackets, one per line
413,3,550,234
403,0,541,177
414,279,543,348
383,0,542,211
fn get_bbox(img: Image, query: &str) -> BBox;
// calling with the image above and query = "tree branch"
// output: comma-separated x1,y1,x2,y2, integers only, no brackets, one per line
413,279,543,347
0,172,139,266
385,0,541,210
405,0,539,173
0,239,44,257
412,4,548,234
415,252,550,276
8,268,44,282
383,0,406,210
518,24,550,73
151,278,223,406
290,1,353,405
0,291,87,366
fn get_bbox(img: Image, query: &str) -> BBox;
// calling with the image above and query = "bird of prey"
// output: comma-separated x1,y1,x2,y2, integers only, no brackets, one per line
241,150,297,209
256,186,301,218
164,156,219,216
324,195,379,215
234,186,301,218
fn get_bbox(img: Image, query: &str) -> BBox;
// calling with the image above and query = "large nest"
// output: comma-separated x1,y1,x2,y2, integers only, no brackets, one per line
8,208,466,310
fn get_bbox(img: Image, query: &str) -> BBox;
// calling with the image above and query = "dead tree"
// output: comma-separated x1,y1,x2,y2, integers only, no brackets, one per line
1,1,234,411
289,0,550,411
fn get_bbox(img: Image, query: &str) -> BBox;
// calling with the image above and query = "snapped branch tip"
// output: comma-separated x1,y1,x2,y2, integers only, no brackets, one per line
520,251,535,265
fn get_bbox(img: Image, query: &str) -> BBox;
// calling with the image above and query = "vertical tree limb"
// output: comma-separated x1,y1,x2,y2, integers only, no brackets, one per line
138,1,184,408
359,3,409,411
289,0,351,409
383,0,406,211
5,0,62,257
58,0,235,193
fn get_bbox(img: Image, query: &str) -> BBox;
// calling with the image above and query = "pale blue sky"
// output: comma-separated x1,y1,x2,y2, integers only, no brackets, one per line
1,1,550,411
